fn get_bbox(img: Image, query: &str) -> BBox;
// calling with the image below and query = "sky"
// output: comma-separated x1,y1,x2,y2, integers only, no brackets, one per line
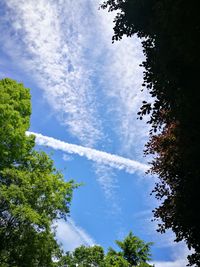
0,0,189,266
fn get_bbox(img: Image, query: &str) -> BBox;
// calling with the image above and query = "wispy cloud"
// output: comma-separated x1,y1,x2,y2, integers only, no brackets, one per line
95,7,150,159
0,0,102,146
55,218,95,252
94,163,122,216
152,242,190,267
94,164,119,200
133,209,190,265
106,38,150,159
1,0,150,153
133,208,181,249
62,154,73,162
27,131,148,175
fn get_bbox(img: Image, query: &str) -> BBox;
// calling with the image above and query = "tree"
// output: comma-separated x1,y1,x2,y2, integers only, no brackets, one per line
0,78,76,267
57,232,153,266
106,232,153,267
57,245,105,267
101,1,200,265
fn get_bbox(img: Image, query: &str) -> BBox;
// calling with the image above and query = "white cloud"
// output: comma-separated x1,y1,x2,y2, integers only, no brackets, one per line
152,242,190,267
133,209,190,266
1,0,102,146
94,164,119,200
133,209,183,249
27,131,149,175
62,154,73,162
95,7,151,159
107,38,150,159
55,219,95,252
94,163,122,216
152,260,187,267
1,0,150,153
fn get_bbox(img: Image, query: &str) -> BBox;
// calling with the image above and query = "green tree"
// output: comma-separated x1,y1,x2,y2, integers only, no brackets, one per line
0,78,76,267
106,232,153,267
101,1,200,265
57,245,105,267
57,232,153,267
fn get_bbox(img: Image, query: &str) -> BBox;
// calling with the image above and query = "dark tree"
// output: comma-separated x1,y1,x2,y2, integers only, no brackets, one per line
101,1,200,265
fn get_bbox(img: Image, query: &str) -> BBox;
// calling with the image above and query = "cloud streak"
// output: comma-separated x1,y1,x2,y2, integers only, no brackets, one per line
55,219,95,252
27,131,148,175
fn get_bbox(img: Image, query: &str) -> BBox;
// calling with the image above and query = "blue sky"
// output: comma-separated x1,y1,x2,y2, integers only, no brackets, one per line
0,1,189,266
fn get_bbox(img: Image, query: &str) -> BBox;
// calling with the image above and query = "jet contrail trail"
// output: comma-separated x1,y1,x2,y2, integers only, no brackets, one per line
26,131,148,174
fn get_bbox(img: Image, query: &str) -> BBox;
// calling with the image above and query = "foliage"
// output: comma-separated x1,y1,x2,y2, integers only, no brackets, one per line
101,0,200,265
57,232,153,266
0,78,76,267
57,245,104,267
103,254,129,267
113,232,153,266
0,78,34,168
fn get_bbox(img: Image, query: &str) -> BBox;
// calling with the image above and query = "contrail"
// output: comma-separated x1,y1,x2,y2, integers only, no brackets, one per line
26,132,148,175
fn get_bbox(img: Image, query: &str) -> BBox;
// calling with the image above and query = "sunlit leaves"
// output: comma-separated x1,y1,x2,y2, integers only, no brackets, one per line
0,78,76,266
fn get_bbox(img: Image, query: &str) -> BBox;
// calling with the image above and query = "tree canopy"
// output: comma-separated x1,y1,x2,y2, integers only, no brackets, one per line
101,0,200,265
57,245,105,267
57,231,153,267
0,78,76,267
113,232,153,266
